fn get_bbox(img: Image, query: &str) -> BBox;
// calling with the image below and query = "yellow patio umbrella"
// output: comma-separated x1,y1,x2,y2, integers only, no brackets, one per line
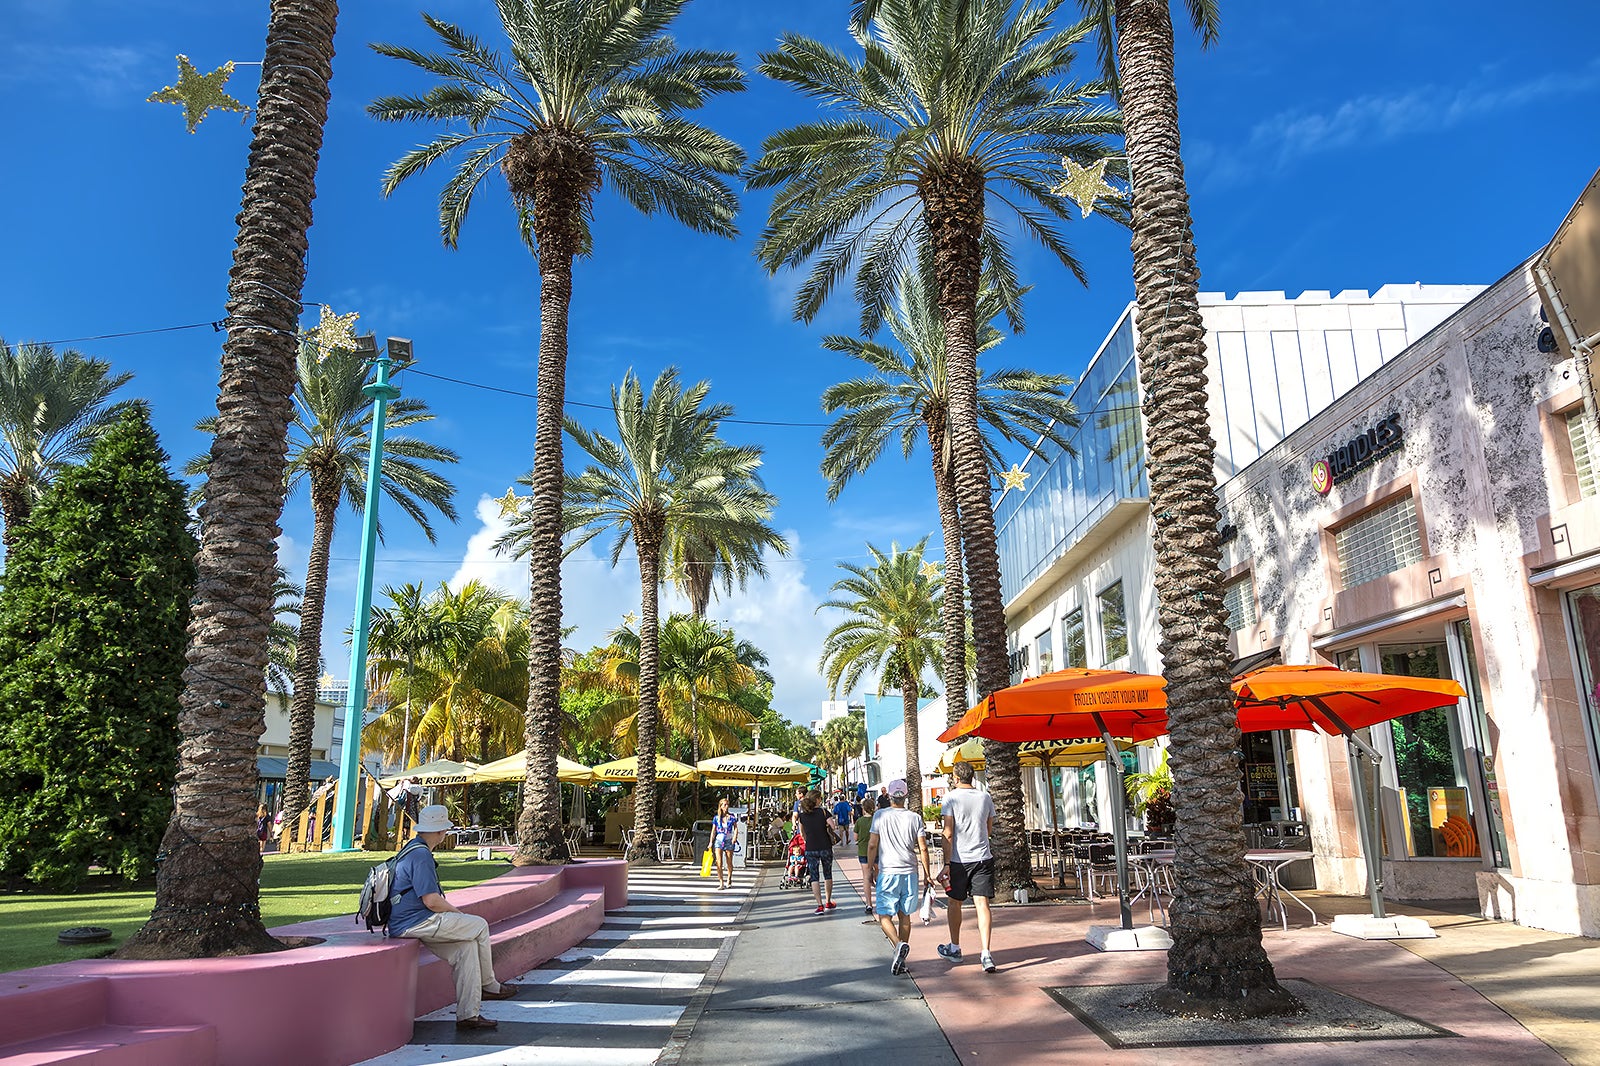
470,751,596,784
694,750,811,785
592,755,700,782
935,737,1140,773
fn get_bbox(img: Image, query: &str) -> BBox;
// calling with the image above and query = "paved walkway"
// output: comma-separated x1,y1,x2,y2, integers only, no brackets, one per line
361,858,1600,1065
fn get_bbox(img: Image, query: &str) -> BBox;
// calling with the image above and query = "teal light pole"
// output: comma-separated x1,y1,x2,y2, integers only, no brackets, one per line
329,336,406,852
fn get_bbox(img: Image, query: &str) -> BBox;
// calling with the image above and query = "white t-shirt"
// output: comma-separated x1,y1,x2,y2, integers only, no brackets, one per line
871,805,926,875
942,786,994,863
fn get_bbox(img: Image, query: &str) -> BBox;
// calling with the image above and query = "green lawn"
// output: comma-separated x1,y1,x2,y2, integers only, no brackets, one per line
0,848,508,974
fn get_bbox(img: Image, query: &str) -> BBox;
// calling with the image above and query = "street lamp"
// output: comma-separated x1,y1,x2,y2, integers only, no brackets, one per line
329,334,406,852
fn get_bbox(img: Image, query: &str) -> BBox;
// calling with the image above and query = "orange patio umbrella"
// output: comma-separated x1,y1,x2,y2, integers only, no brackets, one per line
938,668,1169,932
1231,663,1466,923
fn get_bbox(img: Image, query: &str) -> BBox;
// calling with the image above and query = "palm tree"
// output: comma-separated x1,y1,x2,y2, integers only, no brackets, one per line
368,581,443,768
817,714,867,788
0,340,133,549
819,538,943,812
370,0,746,867
548,368,783,862
120,0,341,961
751,0,1122,891
821,266,1079,729
1070,0,1293,1015
187,342,459,830
267,568,304,695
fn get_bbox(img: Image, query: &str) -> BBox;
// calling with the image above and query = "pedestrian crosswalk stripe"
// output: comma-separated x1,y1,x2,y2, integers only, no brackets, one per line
519,967,704,989
418,1000,684,1026
359,1046,658,1066
587,926,738,940
556,945,720,963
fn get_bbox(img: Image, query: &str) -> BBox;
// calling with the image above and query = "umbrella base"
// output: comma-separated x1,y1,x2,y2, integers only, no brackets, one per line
1086,924,1172,952
1330,913,1438,940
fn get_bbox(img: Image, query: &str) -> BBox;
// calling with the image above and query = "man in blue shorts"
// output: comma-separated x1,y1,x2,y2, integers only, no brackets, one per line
866,780,932,975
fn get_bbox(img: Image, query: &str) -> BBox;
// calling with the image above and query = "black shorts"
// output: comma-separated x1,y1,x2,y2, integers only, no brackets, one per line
947,858,995,901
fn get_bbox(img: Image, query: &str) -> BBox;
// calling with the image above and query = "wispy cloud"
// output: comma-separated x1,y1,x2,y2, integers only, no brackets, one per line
1195,59,1600,187
0,42,154,104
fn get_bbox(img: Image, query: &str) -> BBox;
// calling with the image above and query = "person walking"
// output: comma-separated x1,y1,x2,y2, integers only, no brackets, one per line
937,761,998,973
854,794,876,914
796,789,841,914
867,780,931,975
832,791,855,846
389,805,520,1030
710,796,739,890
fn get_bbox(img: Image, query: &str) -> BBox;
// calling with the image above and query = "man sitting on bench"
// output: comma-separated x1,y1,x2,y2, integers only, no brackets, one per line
389,805,521,1031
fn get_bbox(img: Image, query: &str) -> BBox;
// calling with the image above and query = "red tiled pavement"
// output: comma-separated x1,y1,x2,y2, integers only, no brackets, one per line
829,861,1567,1065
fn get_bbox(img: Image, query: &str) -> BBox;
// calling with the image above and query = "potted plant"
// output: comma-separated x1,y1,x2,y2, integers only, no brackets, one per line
1125,749,1176,836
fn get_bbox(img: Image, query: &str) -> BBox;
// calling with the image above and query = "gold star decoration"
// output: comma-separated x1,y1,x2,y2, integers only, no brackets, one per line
999,463,1030,492
308,305,360,359
148,55,249,134
919,560,941,581
497,487,524,519
1054,157,1117,220
622,611,638,627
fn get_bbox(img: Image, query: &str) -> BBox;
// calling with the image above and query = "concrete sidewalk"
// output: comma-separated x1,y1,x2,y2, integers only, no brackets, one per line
669,859,958,1066
677,859,1598,1065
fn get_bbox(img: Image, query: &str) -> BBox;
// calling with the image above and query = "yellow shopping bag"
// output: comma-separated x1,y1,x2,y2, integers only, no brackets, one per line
700,848,715,877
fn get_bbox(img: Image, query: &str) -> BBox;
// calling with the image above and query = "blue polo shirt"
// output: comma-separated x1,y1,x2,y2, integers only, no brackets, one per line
387,840,440,937
832,799,853,827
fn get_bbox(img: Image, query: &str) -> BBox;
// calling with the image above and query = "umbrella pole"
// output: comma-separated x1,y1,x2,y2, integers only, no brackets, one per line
1315,701,1387,920
1095,714,1133,930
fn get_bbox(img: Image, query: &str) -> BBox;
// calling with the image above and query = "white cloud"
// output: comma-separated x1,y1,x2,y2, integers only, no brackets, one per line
446,499,833,725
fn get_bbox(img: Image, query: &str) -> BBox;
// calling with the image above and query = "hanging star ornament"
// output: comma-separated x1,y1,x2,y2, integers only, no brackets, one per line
919,560,941,581
497,487,524,519
622,611,638,627
148,55,250,134
999,463,1030,492
1054,157,1117,219
308,305,360,359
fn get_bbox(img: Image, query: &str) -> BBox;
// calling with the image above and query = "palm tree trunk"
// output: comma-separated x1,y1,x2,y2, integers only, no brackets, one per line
900,664,923,814
922,162,1032,892
1114,0,1293,1016
629,526,664,865
514,222,580,869
0,478,30,552
926,420,969,725
118,0,339,959
282,470,339,830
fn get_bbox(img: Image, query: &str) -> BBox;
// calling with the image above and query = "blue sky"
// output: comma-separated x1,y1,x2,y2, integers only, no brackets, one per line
1,0,1597,724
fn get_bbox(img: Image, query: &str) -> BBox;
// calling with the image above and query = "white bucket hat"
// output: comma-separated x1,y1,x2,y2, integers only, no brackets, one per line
414,804,455,834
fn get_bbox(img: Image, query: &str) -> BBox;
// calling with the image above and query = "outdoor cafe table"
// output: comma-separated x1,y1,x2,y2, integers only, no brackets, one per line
1246,848,1317,930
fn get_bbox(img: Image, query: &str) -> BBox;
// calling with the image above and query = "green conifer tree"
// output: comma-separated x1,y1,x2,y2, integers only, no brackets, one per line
0,404,196,887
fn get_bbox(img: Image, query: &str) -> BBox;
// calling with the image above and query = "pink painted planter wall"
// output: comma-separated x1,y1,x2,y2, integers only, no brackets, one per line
1,858,628,1066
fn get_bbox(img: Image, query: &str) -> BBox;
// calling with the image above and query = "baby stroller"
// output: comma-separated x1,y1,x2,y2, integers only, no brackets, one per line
778,832,810,889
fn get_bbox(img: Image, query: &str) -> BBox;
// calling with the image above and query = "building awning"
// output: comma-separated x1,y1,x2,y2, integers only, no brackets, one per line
1528,550,1600,590
256,755,341,781
1229,647,1282,677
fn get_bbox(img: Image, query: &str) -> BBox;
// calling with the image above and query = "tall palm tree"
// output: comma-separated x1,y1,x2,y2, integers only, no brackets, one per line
819,538,943,812
187,342,459,830
1071,0,1293,1015
120,0,341,961
267,568,304,695
821,266,1080,729
370,0,746,867
751,0,1121,890
547,368,782,862
368,581,444,768
0,340,133,549
817,713,867,786
663,514,784,619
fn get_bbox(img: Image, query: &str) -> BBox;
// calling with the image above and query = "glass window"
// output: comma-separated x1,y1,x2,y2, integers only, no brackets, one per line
1223,572,1257,631
1064,609,1087,668
1454,620,1507,866
1098,581,1128,663
1567,410,1598,499
1334,494,1424,590
1036,628,1054,675
1569,585,1600,801
1334,647,1364,672
1077,764,1099,828
1379,642,1477,858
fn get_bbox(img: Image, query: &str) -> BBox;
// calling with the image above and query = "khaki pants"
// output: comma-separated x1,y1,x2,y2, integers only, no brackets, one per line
400,911,504,1019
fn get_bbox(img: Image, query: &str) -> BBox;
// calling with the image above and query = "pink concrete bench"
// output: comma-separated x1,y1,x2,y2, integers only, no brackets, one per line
0,859,627,1066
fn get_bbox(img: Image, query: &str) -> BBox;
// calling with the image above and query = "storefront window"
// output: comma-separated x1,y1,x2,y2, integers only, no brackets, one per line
1454,621,1508,867
1380,642,1478,858
1078,764,1099,827
1098,581,1128,663
1569,585,1600,793
1037,628,1054,675
1064,609,1087,668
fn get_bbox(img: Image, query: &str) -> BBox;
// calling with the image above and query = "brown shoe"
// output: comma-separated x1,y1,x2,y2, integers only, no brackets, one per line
481,984,520,1001
456,1016,498,1031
